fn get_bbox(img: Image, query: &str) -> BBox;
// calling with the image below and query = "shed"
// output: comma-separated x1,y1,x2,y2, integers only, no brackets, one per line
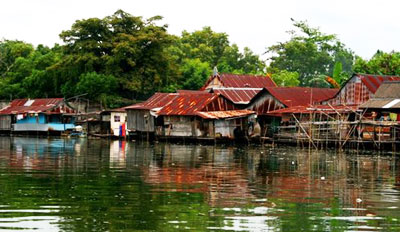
104,107,128,137
211,87,338,115
125,93,178,135
359,81,400,122
0,98,76,134
156,92,254,140
323,73,400,106
209,87,337,137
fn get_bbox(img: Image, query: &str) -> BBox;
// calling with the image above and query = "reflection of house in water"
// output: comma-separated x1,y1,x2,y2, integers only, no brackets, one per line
141,145,255,206
109,140,127,168
8,137,78,170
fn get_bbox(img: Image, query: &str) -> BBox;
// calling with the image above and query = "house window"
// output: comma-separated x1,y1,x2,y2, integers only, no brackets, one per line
114,115,121,122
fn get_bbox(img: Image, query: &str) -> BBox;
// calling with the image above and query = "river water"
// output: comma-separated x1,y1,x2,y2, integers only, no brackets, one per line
0,137,399,231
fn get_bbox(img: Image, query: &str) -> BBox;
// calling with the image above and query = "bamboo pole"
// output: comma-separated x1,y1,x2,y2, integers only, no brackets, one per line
293,114,317,149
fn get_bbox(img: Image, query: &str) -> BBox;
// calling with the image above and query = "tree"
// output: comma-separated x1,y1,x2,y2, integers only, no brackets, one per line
169,27,266,89
353,51,400,75
270,70,300,87
73,72,118,102
58,10,178,101
180,59,211,90
267,20,354,86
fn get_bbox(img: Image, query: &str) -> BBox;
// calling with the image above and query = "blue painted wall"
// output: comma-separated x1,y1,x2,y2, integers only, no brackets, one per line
14,113,75,131
16,114,46,124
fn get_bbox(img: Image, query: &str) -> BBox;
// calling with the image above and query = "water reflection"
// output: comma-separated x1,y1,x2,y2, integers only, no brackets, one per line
0,137,399,231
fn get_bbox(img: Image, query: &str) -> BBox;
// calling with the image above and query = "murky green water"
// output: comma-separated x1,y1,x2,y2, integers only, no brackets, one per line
0,137,399,231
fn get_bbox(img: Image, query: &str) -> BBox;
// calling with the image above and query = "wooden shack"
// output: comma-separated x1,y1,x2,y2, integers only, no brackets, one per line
210,87,338,136
0,98,76,135
75,112,111,136
155,92,255,141
322,73,400,106
359,81,400,142
125,93,178,137
0,115,12,132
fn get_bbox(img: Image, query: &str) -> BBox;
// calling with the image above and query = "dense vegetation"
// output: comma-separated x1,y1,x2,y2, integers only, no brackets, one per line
1,10,399,107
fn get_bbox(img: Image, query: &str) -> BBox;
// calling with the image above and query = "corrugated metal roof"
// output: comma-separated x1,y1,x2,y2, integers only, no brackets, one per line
125,93,178,110
211,88,263,104
157,93,219,116
202,73,276,89
267,105,359,116
360,99,400,109
0,98,74,115
265,87,338,107
372,81,400,98
359,74,400,94
196,110,256,119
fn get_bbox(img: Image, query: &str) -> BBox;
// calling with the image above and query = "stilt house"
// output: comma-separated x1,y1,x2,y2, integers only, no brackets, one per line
322,73,400,106
155,92,255,140
0,98,76,134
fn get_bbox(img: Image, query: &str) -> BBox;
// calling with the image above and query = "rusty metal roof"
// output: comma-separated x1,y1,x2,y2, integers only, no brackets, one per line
265,87,338,107
125,93,178,110
202,73,276,89
157,93,220,116
0,98,75,115
196,110,256,119
211,88,263,104
359,82,400,109
360,99,400,109
358,74,400,93
267,105,359,116
371,81,400,98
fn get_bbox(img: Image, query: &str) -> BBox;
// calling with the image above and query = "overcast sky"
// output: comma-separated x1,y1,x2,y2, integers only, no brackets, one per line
1,0,399,60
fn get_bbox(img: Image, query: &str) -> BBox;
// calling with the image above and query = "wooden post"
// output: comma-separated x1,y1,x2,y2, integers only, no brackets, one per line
293,114,317,149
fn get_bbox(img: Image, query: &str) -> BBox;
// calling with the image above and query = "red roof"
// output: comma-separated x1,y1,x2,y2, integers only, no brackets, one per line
157,92,236,116
125,93,178,110
357,74,400,93
265,87,338,107
267,105,359,116
196,110,256,119
211,88,263,104
202,73,276,89
0,98,74,115
157,93,219,116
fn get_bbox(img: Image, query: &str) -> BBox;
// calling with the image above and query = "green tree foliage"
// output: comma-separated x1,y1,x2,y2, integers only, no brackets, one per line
180,59,212,90
270,70,300,87
58,10,177,101
353,51,400,75
74,72,118,103
0,40,62,99
170,27,266,89
267,20,354,86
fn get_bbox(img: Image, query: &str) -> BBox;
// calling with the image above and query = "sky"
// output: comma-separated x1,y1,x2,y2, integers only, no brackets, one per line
1,0,400,60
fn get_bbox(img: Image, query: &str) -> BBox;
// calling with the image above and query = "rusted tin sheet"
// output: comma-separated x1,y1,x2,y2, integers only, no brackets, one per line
196,110,255,119
323,74,400,106
125,93,178,110
157,93,236,116
202,73,276,90
265,87,338,107
211,88,263,104
0,98,75,115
